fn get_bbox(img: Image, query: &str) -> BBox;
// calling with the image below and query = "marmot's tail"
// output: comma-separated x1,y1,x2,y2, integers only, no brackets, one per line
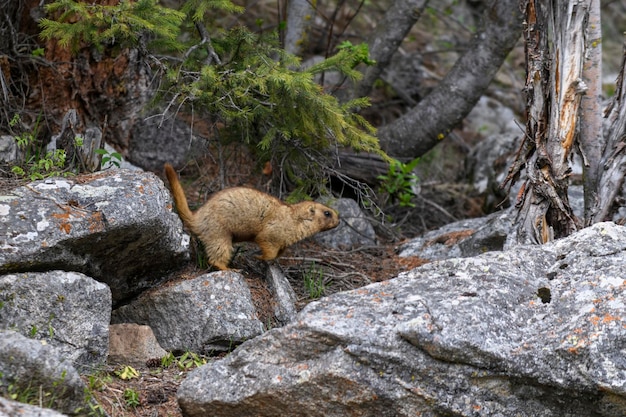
164,163,194,227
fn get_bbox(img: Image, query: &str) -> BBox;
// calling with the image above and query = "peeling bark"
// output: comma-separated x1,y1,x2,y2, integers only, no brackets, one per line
595,38,626,222
3,0,152,156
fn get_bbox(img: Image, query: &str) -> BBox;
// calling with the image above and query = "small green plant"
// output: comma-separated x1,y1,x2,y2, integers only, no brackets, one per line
160,351,176,368
176,351,207,370
10,113,71,181
7,381,38,404
377,157,420,208
114,365,139,380
160,351,207,369
94,148,122,168
77,401,107,417
47,313,56,338
87,372,112,392
123,388,140,408
303,263,326,299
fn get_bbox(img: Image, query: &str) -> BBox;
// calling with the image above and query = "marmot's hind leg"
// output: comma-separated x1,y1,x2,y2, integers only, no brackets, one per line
203,237,233,271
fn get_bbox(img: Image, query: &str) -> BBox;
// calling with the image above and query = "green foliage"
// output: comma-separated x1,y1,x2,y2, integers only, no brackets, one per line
161,351,208,369
94,148,122,168
38,0,386,195
3,370,67,410
175,28,379,150
303,263,326,299
175,351,208,370
160,351,176,368
123,388,140,408
377,157,420,208
87,371,112,392
114,365,139,380
11,147,68,181
9,114,71,181
39,0,185,53
181,0,243,21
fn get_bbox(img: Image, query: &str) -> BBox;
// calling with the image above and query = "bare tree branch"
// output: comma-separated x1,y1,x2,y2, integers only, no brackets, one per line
339,0,430,102
376,0,523,160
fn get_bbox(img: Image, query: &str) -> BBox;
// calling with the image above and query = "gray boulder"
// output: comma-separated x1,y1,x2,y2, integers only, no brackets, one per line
0,396,69,417
128,109,204,172
398,208,514,261
178,222,626,417
0,330,98,416
266,265,298,325
0,271,110,370
0,169,189,304
111,271,264,354
316,198,376,249
0,135,17,163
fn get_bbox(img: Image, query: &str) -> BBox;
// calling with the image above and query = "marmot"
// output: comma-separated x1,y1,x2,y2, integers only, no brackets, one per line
164,163,340,270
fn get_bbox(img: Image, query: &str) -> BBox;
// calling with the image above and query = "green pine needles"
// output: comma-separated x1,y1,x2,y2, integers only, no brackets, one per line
38,0,386,195
39,0,185,52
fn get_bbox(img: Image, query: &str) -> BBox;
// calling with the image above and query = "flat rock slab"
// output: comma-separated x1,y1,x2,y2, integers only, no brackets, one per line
178,222,626,417
0,169,188,304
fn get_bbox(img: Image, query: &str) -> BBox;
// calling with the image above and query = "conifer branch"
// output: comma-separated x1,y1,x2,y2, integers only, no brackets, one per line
183,21,221,66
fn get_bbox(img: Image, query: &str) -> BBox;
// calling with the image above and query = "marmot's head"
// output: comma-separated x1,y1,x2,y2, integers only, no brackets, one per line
306,202,340,231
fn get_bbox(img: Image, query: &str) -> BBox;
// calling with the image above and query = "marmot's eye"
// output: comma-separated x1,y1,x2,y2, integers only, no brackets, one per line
323,210,332,218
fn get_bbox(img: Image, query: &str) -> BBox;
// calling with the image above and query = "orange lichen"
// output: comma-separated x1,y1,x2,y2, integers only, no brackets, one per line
59,222,71,234
88,211,106,233
602,314,621,324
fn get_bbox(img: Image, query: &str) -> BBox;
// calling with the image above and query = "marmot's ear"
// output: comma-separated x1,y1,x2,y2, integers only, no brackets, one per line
309,204,316,215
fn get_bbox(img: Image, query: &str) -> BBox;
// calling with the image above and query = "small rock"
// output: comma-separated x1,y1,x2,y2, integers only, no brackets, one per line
108,323,168,366
111,271,264,354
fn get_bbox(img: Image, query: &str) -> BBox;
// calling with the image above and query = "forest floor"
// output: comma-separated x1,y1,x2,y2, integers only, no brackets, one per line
86,145,478,415
1,142,478,417
87,241,428,417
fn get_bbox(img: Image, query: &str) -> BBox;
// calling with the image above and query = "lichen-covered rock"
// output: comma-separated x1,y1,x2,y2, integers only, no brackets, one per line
111,271,264,354
0,271,111,370
178,222,626,417
0,169,189,304
398,208,514,261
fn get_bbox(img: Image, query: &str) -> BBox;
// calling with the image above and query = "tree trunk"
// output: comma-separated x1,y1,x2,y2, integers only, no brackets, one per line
284,0,316,56
579,0,603,226
376,0,523,160
594,37,626,222
507,0,589,244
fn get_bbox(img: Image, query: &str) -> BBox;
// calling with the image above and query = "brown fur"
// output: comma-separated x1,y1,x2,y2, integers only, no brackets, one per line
164,163,340,270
